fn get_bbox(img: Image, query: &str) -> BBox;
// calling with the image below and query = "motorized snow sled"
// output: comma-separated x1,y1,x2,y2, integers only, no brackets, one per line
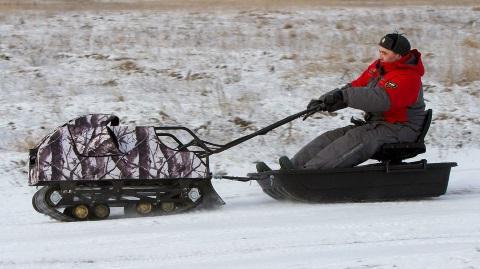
28,108,456,221
29,114,226,221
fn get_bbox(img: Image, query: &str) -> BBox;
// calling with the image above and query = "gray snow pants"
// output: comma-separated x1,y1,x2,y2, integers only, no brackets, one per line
291,122,420,169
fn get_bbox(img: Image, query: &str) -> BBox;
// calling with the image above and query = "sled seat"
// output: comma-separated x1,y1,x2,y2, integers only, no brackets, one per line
372,109,432,163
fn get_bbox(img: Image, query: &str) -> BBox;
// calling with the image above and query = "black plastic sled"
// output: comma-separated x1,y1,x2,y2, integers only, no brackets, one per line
250,160,457,202
247,109,457,202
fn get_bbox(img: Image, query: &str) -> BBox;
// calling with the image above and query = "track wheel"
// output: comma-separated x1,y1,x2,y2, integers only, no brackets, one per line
72,204,89,220
45,186,62,207
92,204,110,220
160,202,175,213
136,201,153,215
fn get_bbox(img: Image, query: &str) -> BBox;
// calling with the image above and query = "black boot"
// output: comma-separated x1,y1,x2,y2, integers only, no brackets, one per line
256,162,272,173
279,156,296,170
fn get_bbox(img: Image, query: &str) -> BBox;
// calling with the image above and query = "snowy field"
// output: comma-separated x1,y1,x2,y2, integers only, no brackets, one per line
1,2,480,268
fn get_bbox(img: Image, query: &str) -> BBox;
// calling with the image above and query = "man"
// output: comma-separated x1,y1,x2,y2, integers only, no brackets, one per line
257,33,426,172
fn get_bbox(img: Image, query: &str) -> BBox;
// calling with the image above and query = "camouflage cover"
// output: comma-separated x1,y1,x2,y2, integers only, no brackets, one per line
28,114,209,185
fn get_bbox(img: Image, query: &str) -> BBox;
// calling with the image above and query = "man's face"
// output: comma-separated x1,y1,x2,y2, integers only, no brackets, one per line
378,46,402,63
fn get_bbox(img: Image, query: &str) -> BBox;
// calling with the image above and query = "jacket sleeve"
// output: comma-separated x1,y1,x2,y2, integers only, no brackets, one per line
342,86,390,112
342,74,421,113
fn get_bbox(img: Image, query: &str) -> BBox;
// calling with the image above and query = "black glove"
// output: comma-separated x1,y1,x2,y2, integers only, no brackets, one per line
307,99,324,111
303,98,325,120
304,87,348,120
318,89,347,112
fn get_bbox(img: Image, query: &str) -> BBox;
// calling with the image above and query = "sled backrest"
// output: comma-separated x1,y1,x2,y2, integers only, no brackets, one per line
416,109,432,143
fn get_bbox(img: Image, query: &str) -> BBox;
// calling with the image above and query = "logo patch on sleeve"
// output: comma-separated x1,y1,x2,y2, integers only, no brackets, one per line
385,81,398,89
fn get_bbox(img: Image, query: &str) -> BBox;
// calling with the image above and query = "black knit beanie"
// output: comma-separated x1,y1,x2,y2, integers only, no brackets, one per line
379,33,411,56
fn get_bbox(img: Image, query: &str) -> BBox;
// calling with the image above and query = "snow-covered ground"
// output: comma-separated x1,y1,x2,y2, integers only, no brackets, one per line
1,148,479,268
0,3,479,268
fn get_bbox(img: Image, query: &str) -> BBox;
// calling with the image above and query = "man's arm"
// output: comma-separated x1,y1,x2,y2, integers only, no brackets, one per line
342,86,390,112
342,75,421,113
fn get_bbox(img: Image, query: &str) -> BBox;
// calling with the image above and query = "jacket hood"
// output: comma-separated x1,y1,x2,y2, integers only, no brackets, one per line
379,49,424,77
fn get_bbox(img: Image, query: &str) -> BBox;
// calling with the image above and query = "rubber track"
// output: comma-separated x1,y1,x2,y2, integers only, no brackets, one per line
33,186,76,222
32,184,213,222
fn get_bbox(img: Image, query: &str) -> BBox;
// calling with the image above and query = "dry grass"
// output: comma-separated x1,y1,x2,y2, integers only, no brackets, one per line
83,53,109,60
102,79,118,87
463,37,480,49
460,50,480,85
280,53,298,60
0,0,478,12
185,72,211,81
335,22,356,31
441,36,480,86
230,116,254,129
117,61,143,73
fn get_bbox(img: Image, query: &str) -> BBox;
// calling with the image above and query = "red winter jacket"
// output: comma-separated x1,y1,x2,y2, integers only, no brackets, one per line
343,49,426,129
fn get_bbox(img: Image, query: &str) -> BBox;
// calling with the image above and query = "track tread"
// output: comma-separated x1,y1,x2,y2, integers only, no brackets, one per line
32,180,224,222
